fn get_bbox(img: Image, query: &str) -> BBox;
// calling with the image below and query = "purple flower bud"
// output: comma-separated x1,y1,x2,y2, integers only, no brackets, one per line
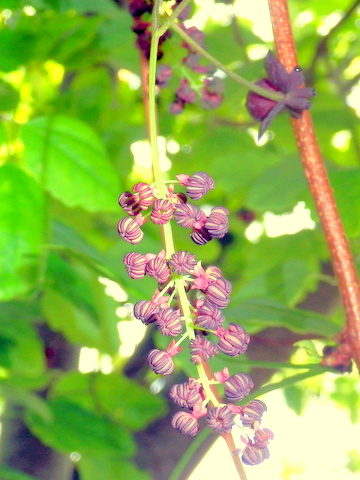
238,208,256,224
174,203,203,229
190,335,218,365
155,308,183,336
206,277,232,308
171,411,201,436
190,226,212,245
184,172,215,200
123,252,147,279
118,191,142,216
242,445,270,466
223,373,254,402
216,323,250,356
148,349,175,375
133,182,154,209
169,100,185,115
133,300,159,325
175,78,196,104
169,379,204,408
150,199,175,225
201,89,223,110
146,256,171,284
246,51,315,139
156,65,173,88
205,206,229,239
204,266,223,283
253,428,274,448
206,406,235,433
129,0,153,17
181,26,205,53
195,301,225,330
240,400,267,427
183,53,210,74
246,78,280,122
203,77,224,95
169,250,197,275
118,217,144,244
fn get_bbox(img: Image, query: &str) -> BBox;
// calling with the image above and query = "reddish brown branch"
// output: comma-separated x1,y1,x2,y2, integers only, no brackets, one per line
268,0,360,371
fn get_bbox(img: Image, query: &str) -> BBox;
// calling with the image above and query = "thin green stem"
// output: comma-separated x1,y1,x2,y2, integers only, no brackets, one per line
243,366,330,403
148,0,164,197
169,20,284,102
156,0,193,37
175,278,220,406
148,0,176,256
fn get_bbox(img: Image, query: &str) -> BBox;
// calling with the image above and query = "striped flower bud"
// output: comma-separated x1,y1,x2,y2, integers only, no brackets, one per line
169,379,204,408
204,265,223,283
150,198,175,225
216,323,250,356
171,411,200,436
223,373,254,402
190,226,212,245
183,172,215,200
155,308,183,336
206,405,235,433
242,445,270,466
133,300,159,325
190,335,218,364
174,203,203,229
118,191,142,215
146,256,171,284
169,250,197,275
206,277,232,308
205,206,229,239
240,400,267,427
148,349,175,375
118,216,144,244
195,301,224,330
253,428,274,448
123,252,147,279
133,182,154,209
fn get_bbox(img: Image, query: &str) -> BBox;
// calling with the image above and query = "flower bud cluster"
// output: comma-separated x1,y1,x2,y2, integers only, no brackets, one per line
118,172,229,246
118,170,273,465
128,0,172,59
227,398,273,465
155,9,224,113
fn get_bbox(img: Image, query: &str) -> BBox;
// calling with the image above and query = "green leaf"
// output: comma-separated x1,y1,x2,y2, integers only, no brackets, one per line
0,319,45,378
330,375,360,424
51,372,167,431
43,252,120,353
0,382,51,420
0,465,41,480
346,449,360,473
78,457,153,480
25,398,135,458
21,115,120,212
0,164,45,300
0,80,20,111
246,159,307,213
226,297,339,336
0,29,36,72
329,169,360,237
283,384,308,415
294,340,322,359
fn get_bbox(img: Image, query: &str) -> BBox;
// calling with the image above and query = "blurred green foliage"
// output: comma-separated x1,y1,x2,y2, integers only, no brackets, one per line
0,0,360,479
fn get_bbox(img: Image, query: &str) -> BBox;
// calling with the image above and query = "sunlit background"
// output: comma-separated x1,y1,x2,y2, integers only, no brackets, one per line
1,0,360,478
